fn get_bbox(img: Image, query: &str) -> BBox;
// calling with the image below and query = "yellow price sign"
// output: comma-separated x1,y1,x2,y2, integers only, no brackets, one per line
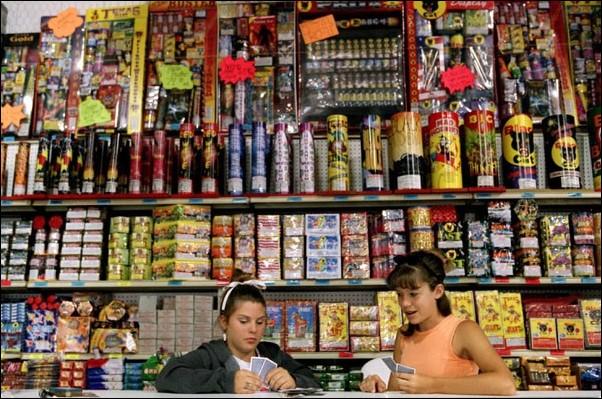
78,97,111,128
158,64,193,90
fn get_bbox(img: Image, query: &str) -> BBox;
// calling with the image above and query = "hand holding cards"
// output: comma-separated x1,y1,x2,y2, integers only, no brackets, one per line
251,356,278,384
382,356,416,375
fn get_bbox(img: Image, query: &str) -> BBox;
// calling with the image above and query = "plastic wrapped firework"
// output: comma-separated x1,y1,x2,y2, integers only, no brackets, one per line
588,106,601,191
327,115,350,191
13,143,29,196
251,121,268,193
105,133,121,194
428,111,462,189
33,137,50,193
227,124,245,196
129,133,142,194
361,115,384,191
388,112,425,190
201,123,219,194
178,123,194,194
272,123,291,194
542,114,581,189
501,107,537,190
464,110,498,187
94,138,109,194
81,133,95,194
152,130,166,194
57,136,73,194
299,122,315,194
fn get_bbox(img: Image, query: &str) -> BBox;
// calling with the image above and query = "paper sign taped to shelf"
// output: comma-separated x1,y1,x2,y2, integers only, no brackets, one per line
1,104,26,129
78,98,111,128
48,7,83,38
441,65,475,94
158,64,193,90
300,14,339,44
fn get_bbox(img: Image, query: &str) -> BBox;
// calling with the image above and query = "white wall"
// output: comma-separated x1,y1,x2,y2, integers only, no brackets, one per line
2,1,146,34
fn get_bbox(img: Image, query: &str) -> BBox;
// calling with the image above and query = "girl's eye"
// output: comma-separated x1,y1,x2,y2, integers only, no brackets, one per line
410,292,419,297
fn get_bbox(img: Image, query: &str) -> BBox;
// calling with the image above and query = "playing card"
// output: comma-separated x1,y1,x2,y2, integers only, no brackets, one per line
258,358,278,382
395,363,416,374
251,357,266,374
382,356,397,372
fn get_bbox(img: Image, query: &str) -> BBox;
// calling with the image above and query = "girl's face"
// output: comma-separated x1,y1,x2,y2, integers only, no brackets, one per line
220,301,267,357
396,281,444,325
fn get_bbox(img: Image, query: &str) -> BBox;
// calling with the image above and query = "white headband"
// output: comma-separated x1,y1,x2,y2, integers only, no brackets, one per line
220,280,267,312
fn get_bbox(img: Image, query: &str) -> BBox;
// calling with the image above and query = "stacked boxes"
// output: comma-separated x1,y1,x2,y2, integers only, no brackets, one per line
233,213,256,275
571,212,596,277
157,297,176,353
264,301,285,347
86,358,124,390
377,291,402,351
437,220,465,277
499,292,527,349
475,290,505,348
108,217,131,280
305,214,341,279
318,303,349,352
58,361,86,388
467,220,491,277
175,295,194,353
488,201,514,277
283,215,305,279
1,219,31,281
580,299,601,349
370,209,406,278
60,208,104,281
257,215,281,280
349,305,379,352
193,295,214,349
407,207,434,253
153,205,212,280
211,215,234,281
137,295,158,355
341,213,370,279
1,302,25,352
130,217,153,280
513,200,542,277
29,216,62,281
540,214,572,277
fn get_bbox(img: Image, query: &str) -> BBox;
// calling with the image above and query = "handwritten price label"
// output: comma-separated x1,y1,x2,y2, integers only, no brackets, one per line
158,64,193,90
78,97,111,128
440,65,475,94
48,7,83,38
299,14,339,44
218,56,256,84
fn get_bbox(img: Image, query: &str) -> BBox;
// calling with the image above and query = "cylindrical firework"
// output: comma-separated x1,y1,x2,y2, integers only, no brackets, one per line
299,122,315,194
428,111,462,189
1,143,5,195
141,136,153,193
58,136,73,194
251,121,268,193
73,138,85,194
588,106,601,190
129,133,142,194
327,114,350,191
542,114,581,189
152,130,166,193
361,115,384,191
389,112,425,190
178,123,195,194
464,110,498,187
117,136,130,193
105,132,121,194
407,206,431,230
228,124,245,196
201,123,219,194
94,138,109,194
164,137,175,194
273,122,291,194
220,83,234,130
13,143,29,196
49,136,61,194
82,132,96,194
34,136,50,193
502,113,537,189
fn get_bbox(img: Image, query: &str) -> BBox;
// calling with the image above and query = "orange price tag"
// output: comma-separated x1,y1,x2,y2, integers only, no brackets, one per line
48,7,84,38
299,14,339,45
1,104,26,130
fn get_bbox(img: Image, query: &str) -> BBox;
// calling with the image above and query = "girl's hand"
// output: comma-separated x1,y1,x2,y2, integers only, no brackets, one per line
359,375,387,393
233,370,262,394
391,372,434,394
265,367,296,391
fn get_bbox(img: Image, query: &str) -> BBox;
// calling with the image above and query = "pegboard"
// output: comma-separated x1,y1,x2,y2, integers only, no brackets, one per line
264,290,377,306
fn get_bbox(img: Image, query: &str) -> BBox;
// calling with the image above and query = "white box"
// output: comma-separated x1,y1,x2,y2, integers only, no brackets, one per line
306,256,341,279
305,214,340,235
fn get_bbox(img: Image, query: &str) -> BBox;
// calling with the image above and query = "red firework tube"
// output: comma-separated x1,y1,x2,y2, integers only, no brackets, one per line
129,133,142,194
152,130,166,194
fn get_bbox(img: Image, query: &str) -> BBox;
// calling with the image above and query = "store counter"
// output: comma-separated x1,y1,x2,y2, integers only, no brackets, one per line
1,390,601,398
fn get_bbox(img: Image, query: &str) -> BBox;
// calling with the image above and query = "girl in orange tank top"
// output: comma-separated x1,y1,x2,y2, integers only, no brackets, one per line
360,251,516,396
